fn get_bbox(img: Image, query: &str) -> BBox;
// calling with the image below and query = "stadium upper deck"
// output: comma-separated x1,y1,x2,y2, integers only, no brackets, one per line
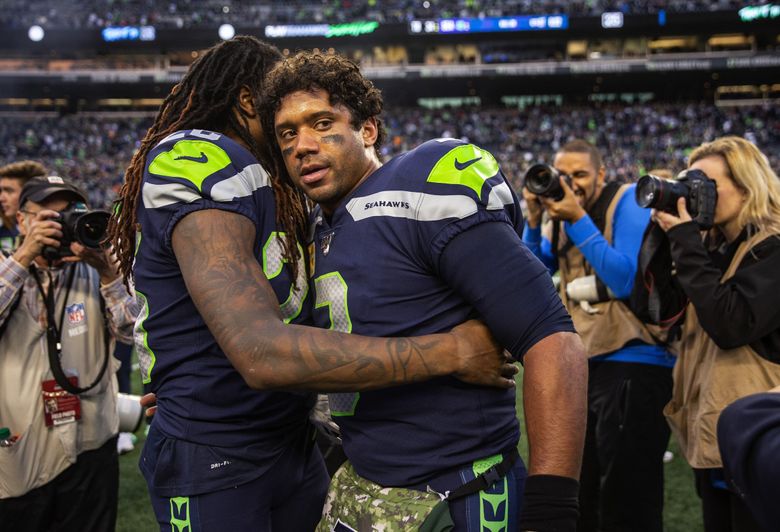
0,0,752,29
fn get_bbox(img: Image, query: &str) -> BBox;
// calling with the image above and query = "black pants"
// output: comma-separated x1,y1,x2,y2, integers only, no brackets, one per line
0,436,119,532
694,469,762,532
577,361,673,532
114,340,133,395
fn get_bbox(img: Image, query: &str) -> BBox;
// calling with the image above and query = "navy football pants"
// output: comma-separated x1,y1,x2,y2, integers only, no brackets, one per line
146,441,329,532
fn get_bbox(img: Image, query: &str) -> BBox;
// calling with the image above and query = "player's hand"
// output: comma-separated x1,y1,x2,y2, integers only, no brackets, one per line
652,197,692,232
451,320,518,388
140,392,158,417
64,242,120,284
541,177,586,223
522,187,544,229
309,394,341,445
13,210,63,267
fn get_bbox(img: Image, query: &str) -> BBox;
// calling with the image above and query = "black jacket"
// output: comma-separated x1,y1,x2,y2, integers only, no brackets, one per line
633,221,780,363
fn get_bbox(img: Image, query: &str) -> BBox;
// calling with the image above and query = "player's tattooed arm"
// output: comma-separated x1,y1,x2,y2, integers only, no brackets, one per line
172,209,517,391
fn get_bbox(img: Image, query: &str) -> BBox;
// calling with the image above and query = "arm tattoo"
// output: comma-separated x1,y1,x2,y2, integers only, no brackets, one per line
172,209,452,391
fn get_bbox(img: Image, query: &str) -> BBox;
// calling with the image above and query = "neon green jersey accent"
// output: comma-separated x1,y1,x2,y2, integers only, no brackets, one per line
426,144,500,198
149,140,231,191
330,392,360,417
473,454,510,532
169,497,191,532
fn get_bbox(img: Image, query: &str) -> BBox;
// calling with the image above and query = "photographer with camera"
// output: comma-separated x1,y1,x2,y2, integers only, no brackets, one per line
522,139,674,532
0,176,138,532
639,136,780,532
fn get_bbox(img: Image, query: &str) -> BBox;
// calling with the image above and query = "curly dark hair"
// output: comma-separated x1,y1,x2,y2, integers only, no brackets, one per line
260,51,385,176
107,36,308,285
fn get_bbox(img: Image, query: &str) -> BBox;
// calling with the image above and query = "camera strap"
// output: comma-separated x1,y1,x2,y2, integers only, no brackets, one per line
31,264,110,395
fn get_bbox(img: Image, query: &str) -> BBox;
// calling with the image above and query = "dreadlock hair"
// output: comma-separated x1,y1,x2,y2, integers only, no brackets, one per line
108,35,308,286
260,50,386,183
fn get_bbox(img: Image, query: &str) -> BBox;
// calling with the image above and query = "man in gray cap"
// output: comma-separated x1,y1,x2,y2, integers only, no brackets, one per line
0,176,138,532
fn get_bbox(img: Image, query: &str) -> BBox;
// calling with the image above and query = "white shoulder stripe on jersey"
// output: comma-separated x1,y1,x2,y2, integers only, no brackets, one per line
346,188,512,222
142,163,270,208
347,190,473,222
487,181,515,210
210,163,270,201
142,182,201,209
154,129,222,148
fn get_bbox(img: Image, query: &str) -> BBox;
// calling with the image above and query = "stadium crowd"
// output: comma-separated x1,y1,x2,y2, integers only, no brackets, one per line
1,0,750,29
1,101,775,209
0,114,148,209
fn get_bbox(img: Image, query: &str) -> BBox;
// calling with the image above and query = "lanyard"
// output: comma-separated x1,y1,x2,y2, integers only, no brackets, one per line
31,264,110,395
32,266,76,352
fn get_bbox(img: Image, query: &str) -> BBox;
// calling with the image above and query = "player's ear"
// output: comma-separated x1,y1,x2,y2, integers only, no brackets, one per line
237,86,257,118
361,116,378,148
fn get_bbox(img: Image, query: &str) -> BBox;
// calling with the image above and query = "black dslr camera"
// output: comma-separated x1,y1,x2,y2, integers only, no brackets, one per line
43,202,111,261
524,163,571,201
635,169,718,229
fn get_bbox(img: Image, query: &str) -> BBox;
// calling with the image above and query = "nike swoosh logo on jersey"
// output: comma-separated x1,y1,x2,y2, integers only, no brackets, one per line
174,152,208,163
454,156,482,170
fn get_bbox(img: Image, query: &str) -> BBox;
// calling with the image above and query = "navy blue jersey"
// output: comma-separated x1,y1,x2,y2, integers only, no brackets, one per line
134,129,314,496
310,139,572,487
0,220,17,252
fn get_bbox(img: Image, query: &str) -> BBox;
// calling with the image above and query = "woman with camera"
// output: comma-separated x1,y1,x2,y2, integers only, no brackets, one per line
650,136,780,532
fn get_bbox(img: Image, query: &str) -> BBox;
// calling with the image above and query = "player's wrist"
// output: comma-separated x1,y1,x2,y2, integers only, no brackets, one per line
519,474,579,532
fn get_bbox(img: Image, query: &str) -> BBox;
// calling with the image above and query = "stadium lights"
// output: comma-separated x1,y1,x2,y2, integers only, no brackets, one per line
219,24,235,40
28,25,45,42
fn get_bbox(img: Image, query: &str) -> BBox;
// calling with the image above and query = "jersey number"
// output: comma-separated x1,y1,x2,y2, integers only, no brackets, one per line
314,272,359,416
262,232,308,323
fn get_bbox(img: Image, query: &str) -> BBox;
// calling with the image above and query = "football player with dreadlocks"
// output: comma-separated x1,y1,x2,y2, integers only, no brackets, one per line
108,36,515,531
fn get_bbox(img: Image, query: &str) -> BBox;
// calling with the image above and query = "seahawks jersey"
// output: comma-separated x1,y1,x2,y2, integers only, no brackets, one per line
311,138,569,487
134,129,313,496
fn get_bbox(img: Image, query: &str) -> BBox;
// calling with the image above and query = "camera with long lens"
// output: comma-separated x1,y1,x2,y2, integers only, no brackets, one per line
566,275,615,304
635,169,718,229
42,202,111,261
524,163,571,201
116,393,144,433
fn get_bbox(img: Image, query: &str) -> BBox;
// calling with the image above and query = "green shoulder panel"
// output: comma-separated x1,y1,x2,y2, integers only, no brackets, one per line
148,139,232,191
426,144,500,199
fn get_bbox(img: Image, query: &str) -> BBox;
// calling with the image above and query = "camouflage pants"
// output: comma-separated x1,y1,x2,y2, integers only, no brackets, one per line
316,461,454,532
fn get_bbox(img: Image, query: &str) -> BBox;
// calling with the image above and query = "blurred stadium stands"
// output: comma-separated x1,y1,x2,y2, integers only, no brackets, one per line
0,1,753,29
2,101,776,208
0,1,776,209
